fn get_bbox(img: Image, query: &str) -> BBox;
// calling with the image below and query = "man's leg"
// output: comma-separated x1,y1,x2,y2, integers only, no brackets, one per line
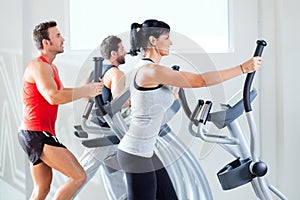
74,146,127,200
72,149,102,199
40,144,87,200
30,162,52,200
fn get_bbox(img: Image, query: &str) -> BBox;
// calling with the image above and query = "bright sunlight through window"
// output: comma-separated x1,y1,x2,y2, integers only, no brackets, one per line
70,0,231,53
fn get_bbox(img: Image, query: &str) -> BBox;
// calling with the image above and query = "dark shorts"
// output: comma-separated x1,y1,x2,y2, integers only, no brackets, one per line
18,130,66,165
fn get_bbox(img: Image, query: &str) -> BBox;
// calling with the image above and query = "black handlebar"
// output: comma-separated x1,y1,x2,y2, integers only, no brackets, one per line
93,57,107,115
93,57,104,82
243,40,267,112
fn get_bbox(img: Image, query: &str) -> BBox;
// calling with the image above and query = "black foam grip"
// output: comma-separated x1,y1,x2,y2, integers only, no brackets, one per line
93,57,106,115
243,40,267,112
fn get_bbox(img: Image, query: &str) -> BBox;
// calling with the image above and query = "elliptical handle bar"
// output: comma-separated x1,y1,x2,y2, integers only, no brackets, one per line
93,57,107,115
243,40,267,112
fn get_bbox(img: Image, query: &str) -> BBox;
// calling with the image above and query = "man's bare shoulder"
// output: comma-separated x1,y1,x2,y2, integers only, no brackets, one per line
24,58,51,82
109,66,125,76
26,57,46,69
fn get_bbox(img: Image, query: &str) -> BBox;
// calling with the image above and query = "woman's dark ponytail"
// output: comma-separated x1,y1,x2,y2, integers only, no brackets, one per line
129,19,171,56
129,23,141,56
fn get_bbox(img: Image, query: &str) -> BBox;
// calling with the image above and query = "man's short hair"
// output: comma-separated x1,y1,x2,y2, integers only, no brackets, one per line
33,20,57,50
100,35,122,59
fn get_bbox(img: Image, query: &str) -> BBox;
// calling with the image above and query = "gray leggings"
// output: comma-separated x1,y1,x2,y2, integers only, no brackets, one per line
117,150,178,200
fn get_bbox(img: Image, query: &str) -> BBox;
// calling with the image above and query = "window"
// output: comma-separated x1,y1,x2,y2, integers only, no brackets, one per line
70,0,231,53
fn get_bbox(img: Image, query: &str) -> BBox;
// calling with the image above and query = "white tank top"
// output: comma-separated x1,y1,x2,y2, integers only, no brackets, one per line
118,59,174,157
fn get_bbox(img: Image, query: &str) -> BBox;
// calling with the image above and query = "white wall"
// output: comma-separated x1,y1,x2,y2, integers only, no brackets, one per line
266,1,300,199
0,0,25,199
0,0,299,199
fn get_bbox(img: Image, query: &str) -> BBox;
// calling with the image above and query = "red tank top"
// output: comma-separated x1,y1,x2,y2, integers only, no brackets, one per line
21,56,61,136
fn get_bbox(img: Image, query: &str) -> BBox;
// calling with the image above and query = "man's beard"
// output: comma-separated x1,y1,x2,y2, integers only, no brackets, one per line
117,56,125,65
57,49,64,54
50,41,64,54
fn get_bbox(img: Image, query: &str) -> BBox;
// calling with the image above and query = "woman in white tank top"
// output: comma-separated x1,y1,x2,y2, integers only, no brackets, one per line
117,19,262,200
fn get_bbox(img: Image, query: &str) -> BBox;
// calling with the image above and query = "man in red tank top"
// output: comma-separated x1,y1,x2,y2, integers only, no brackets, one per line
18,20,103,200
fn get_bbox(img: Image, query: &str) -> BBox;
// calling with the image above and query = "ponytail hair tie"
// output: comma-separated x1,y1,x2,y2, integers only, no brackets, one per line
127,49,140,56
131,23,141,30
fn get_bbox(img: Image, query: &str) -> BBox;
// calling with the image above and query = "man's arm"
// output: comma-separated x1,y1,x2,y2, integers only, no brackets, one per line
110,69,130,108
110,69,126,99
31,62,102,105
